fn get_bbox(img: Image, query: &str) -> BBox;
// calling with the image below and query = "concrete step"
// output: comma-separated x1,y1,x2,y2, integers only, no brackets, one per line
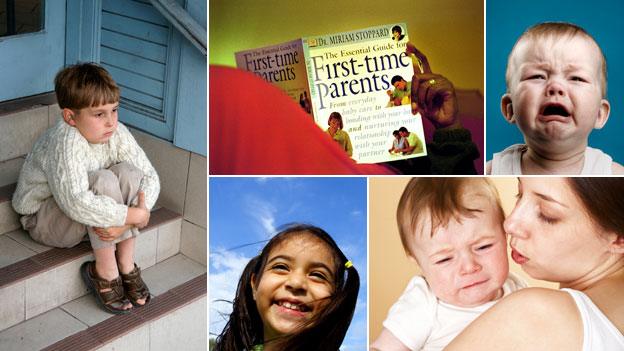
0,183,19,236
0,206,183,332
0,254,207,351
0,94,59,187
0,157,25,189
0,103,59,185
0,98,61,162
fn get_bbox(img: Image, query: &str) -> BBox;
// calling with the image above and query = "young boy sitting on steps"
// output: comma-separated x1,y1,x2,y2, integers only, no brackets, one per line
12,63,160,314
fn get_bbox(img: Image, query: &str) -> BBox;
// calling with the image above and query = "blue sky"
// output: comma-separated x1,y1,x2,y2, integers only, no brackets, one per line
209,177,368,350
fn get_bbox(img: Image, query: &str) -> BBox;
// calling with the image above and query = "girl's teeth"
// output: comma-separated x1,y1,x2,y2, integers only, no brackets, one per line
281,302,301,311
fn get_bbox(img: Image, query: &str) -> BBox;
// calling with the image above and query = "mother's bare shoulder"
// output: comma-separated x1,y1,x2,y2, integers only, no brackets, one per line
445,288,582,351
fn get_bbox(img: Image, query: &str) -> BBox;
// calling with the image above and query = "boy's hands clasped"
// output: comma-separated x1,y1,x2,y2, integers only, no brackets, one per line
95,191,150,241
132,191,150,228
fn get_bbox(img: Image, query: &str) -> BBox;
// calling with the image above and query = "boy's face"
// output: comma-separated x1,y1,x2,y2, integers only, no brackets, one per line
504,35,609,152
65,102,119,144
409,192,509,307
393,80,407,91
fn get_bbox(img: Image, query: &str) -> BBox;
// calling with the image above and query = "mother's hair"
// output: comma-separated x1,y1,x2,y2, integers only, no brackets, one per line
568,178,624,238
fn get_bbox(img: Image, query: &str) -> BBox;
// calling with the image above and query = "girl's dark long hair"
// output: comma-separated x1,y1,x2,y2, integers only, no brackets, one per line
214,224,360,351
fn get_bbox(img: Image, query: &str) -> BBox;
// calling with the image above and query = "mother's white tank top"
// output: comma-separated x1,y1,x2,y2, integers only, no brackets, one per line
562,288,624,351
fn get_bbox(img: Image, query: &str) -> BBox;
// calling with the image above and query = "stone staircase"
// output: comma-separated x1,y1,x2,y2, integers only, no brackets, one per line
0,98,206,350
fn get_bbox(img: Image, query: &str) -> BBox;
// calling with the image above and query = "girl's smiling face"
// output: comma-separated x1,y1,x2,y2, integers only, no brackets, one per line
251,232,337,341
329,117,341,130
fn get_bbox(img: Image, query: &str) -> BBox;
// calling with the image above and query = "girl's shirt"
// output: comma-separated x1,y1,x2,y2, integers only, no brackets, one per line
393,137,406,150
326,128,353,157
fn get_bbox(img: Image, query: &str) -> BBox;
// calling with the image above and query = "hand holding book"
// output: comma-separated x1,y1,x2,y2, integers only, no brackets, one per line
406,42,460,130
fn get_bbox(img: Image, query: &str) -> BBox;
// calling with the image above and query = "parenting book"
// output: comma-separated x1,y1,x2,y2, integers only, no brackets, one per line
235,24,427,164
235,39,313,115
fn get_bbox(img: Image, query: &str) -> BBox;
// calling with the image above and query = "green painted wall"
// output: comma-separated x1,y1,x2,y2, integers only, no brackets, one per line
209,0,483,93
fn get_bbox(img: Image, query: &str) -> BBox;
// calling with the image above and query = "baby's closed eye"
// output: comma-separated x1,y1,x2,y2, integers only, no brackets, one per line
569,76,588,82
435,257,452,265
476,244,493,250
526,74,546,80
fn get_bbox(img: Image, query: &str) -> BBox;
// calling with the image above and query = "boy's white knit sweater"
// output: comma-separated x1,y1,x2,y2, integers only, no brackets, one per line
12,119,160,228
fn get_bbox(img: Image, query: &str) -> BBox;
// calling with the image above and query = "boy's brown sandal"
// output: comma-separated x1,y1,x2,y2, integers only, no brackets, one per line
120,264,151,307
80,261,132,315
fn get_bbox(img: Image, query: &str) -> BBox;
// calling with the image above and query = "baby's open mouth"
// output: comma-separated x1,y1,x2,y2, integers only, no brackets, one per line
541,103,570,117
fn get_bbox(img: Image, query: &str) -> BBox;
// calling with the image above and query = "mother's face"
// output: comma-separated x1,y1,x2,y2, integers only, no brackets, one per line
503,178,613,286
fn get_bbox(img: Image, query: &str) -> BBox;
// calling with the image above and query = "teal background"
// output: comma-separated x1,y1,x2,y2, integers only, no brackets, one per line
486,0,624,163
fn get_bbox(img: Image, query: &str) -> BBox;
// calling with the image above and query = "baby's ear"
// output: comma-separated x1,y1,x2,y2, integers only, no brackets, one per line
501,94,515,124
62,108,77,126
593,99,611,129
406,254,419,266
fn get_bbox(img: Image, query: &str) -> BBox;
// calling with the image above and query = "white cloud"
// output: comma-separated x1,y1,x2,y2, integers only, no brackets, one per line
209,249,253,337
245,197,277,237
350,209,362,217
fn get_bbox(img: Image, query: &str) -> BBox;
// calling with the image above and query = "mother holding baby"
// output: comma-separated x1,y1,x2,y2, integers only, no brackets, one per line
447,177,624,350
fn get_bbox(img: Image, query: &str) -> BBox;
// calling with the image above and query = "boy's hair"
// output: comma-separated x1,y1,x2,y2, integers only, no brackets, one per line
506,22,607,97
214,223,360,351
398,126,408,133
391,75,405,85
54,63,120,110
396,178,504,257
328,111,344,129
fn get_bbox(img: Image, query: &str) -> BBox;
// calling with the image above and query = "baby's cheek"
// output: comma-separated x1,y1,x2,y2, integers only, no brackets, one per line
428,275,454,298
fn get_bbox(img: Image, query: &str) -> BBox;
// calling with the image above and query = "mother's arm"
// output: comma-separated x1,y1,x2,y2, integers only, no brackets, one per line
444,288,582,351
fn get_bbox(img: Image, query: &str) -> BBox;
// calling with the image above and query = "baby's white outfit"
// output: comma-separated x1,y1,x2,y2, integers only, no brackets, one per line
382,273,526,351
562,288,624,351
490,144,613,175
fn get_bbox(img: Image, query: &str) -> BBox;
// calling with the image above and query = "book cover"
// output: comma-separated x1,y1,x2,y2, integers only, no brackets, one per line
235,39,313,115
234,23,427,164
303,23,427,163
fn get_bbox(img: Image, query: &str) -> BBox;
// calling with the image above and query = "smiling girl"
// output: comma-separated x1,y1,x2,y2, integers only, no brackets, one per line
214,224,360,351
